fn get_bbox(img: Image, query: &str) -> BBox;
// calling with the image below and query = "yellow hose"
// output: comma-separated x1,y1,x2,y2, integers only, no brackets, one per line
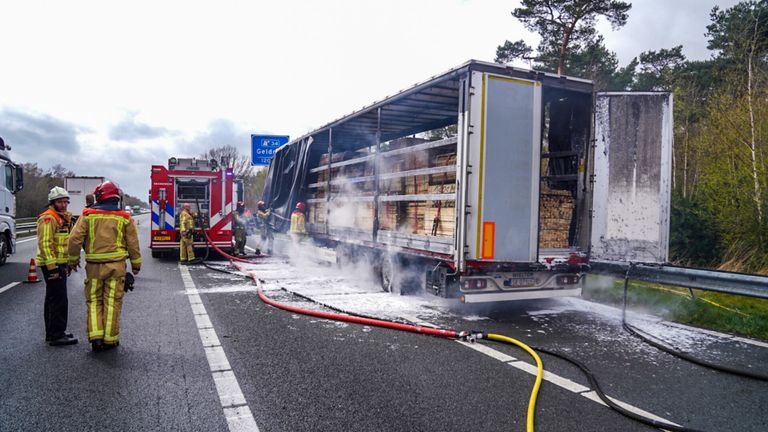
486,333,544,432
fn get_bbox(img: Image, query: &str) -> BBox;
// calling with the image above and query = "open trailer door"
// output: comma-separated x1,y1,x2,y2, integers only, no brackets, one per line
591,92,673,264
464,71,542,263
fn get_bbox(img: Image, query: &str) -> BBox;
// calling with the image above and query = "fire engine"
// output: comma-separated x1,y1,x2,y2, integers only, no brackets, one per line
149,157,234,258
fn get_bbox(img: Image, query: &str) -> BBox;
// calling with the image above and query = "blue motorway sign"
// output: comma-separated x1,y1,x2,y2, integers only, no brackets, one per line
251,134,289,166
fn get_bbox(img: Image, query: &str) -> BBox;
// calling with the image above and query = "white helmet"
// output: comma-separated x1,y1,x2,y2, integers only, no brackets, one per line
48,186,70,202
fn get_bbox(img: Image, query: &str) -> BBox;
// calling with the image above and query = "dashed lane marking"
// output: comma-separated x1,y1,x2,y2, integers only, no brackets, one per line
180,264,259,432
0,281,21,295
410,318,680,428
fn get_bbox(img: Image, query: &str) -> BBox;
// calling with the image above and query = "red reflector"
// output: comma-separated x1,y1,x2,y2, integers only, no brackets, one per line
567,252,587,266
557,275,580,285
217,231,225,235
466,279,487,290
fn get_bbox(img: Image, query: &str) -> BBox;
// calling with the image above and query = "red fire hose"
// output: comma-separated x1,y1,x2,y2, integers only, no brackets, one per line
231,261,458,338
202,229,265,264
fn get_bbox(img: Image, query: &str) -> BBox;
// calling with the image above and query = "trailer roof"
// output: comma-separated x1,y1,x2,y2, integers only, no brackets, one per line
280,59,593,152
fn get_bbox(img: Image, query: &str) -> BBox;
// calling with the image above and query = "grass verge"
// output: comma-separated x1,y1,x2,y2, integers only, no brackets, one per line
583,276,768,341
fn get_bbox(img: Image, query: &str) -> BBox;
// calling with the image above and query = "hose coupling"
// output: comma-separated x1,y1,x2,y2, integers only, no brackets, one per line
458,330,485,343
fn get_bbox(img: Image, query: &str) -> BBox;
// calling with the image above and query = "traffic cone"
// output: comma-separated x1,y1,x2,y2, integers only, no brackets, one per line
24,258,40,284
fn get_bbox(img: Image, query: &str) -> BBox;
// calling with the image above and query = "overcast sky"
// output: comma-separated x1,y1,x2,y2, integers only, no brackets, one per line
0,0,739,199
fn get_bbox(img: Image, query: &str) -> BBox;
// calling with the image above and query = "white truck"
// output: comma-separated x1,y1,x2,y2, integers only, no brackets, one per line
0,137,24,265
65,176,105,218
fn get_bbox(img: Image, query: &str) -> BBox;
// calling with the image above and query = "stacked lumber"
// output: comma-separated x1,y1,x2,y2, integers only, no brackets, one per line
308,202,325,224
539,189,574,248
311,140,458,238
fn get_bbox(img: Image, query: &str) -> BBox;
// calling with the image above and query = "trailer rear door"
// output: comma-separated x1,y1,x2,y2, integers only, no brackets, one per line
465,72,542,262
591,92,673,263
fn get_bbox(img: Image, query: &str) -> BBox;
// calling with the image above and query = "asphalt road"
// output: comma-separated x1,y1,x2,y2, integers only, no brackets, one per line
1,215,766,431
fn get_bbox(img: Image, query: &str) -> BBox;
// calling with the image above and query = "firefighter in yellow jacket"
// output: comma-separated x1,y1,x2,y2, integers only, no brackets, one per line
179,203,195,263
67,181,141,352
290,201,307,241
37,187,78,346
256,200,273,254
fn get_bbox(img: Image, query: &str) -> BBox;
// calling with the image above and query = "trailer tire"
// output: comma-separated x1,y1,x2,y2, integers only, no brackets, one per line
0,233,8,266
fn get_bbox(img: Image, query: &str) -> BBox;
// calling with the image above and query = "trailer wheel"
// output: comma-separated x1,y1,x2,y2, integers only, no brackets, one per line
0,233,8,266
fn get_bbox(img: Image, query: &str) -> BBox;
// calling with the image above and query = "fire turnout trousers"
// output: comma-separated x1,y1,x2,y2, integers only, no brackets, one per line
41,265,69,341
180,237,195,261
83,261,126,345
234,228,246,254
259,227,273,254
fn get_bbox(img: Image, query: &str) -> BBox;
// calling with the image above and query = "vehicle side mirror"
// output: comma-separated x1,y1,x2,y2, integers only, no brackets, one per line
13,165,23,193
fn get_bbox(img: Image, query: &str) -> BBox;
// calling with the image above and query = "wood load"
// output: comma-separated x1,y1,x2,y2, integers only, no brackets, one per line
539,188,575,249
309,138,457,237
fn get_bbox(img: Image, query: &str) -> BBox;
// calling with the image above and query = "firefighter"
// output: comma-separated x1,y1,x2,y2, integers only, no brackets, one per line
179,203,196,263
37,187,78,346
256,200,273,254
85,193,95,208
233,201,247,255
290,201,307,239
67,180,141,352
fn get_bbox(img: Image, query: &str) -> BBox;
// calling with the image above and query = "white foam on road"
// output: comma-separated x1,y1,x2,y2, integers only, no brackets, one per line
180,264,259,432
229,259,681,426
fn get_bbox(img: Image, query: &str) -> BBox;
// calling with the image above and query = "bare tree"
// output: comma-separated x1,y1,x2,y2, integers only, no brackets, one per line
200,145,253,178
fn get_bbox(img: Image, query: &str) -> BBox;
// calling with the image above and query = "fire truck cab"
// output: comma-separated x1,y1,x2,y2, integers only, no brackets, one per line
149,157,235,258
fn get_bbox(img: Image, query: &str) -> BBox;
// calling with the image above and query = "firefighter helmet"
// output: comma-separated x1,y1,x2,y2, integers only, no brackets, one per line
257,200,265,210
295,202,305,211
94,181,122,202
48,186,70,203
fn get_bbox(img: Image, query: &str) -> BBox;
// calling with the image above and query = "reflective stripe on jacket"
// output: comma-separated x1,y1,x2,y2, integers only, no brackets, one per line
36,208,72,270
290,211,306,234
67,208,142,269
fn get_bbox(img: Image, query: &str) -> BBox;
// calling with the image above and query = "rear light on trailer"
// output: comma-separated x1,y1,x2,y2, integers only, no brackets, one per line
567,252,588,266
465,279,487,290
556,275,580,285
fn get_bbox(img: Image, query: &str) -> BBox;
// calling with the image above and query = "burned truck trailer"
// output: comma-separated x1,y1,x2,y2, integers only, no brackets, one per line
262,60,672,303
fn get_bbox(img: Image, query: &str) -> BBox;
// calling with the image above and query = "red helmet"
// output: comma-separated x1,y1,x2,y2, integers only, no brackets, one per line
94,181,122,202
257,200,265,210
295,202,305,211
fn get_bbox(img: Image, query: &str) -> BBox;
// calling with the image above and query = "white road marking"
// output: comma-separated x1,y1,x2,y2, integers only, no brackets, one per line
194,314,214,329
180,264,259,432
454,339,518,363
0,281,21,295
205,346,233,372
15,237,37,244
212,370,248,406
409,318,678,426
224,406,260,432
